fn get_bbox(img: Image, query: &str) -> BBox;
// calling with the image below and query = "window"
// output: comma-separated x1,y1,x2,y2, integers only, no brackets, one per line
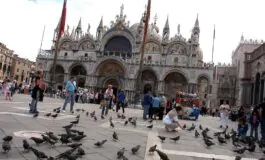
64,52,68,57
84,53,88,57
17,68,19,72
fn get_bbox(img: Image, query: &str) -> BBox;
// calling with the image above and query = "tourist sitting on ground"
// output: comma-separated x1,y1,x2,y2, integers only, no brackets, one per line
237,117,248,138
163,106,183,132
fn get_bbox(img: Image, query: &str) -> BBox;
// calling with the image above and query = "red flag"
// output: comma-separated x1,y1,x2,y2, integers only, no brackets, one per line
58,0,67,38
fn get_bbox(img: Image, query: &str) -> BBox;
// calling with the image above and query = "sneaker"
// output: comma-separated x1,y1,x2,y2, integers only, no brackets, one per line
62,110,66,113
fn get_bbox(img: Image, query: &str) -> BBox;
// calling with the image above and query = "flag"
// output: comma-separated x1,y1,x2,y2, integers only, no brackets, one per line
58,0,67,38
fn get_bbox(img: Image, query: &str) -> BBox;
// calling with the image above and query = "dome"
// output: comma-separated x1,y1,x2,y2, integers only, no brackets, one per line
197,47,203,61
129,23,162,42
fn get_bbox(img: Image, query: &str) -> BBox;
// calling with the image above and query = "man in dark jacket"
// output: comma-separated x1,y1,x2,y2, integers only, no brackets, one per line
29,76,40,113
259,101,265,142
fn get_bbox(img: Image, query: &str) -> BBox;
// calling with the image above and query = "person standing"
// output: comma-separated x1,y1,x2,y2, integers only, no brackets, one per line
150,94,161,120
29,76,40,113
61,77,76,114
117,90,126,113
249,108,260,140
101,84,113,117
219,100,230,128
142,91,152,120
259,101,265,143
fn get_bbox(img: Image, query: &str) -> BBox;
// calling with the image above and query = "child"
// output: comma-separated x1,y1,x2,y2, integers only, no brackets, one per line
29,76,40,114
249,108,260,140
237,117,248,138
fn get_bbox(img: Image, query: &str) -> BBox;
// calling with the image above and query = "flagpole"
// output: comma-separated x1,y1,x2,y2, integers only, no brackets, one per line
134,0,151,104
211,25,215,64
50,0,67,95
39,25,46,54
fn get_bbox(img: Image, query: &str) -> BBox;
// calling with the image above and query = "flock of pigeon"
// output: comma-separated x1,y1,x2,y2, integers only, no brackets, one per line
1,106,265,160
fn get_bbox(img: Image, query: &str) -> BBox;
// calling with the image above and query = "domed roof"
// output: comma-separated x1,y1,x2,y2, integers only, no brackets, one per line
196,47,203,61
129,23,162,42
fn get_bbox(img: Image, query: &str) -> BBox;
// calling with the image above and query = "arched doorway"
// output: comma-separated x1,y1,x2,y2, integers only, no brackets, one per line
139,69,158,94
144,84,152,94
49,65,65,90
96,60,125,93
70,65,87,88
104,78,120,96
198,76,209,102
164,72,187,98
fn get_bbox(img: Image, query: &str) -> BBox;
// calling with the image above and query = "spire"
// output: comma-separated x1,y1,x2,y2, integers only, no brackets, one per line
154,13,158,26
194,13,199,28
76,17,82,30
163,16,169,30
162,16,170,42
98,16,103,30
70,26,75,39
240,33,244,42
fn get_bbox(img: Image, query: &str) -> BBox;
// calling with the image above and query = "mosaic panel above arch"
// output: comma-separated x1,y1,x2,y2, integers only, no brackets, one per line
144,42,161,53
167,43,187,55
78,40,96,51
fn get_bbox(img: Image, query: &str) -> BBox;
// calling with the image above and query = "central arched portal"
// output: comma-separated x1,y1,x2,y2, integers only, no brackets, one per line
164,72,188,99
70,65,87,88
138,69,158,94
96,59,125,96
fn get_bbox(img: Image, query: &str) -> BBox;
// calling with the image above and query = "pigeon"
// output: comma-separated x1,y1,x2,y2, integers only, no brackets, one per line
44,113,51,117
199,124,203,130
110,120,115,128
101,115,105,119
67,143,82,149
217,135,227,144
121,114,126,119
233,147,246,154
131,119,137,127
46,132,59,141
76,147,85,157
70,129,84,136
22,139,31,151
70,119,79,125
113,132,118,141
76,109,81,112
131,145,141,154
155,149,169,160
94,139,107,147
195,130,200,138
51,113,58,118
158,136,166,143
182,124,186,129
63,123,73,129
90,111,95,117
81,109,85,112
170,136,180,142
124,120,128,126
117,148,126,159
235,156,242,160
71,135,86,141
122,155,128,160
187,124,196,131
94,116,97,121
30,147,48,159
33,112,39,118
204,138,215,147
3,136,13,142
149,144,157,153
148,119,153,123
86,112,89,116
147,124,153,129
76,114,80,119
2,141,11,153
30,137,45,145
247,143,256,152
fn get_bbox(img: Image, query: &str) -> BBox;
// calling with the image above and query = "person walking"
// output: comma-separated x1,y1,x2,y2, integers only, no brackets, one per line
142,91,152,120
219,100,230,128
61,77,76,114
29,76,41,113
249,107,260,140
117,90,126,113
101,84,113,117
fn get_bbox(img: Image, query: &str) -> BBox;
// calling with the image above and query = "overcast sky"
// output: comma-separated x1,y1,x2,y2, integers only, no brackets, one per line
0,0,264,63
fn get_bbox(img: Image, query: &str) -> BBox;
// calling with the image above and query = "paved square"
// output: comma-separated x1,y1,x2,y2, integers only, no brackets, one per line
0,94,264,160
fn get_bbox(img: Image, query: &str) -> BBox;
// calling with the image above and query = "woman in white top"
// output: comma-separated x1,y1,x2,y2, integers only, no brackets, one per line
163,106,183,132
219,101,230,128
101,84,113,117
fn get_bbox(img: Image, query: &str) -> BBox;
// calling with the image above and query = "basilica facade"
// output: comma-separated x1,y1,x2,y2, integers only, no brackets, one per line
36,5,214,104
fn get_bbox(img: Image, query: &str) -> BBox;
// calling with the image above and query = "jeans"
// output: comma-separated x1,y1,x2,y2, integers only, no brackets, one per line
62,94,75,111
116,102,125,113
250,124,259,140
29,98,38,113
260,118,265,141
101,100,110,116
143,105,150,119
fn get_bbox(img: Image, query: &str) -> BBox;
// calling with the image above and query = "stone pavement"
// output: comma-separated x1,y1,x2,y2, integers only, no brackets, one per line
0,94,264,160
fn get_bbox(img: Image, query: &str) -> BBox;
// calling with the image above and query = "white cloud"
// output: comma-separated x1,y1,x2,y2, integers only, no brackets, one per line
0,0,264,63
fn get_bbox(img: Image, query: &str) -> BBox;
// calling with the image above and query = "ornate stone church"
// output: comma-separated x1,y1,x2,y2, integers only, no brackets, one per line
36,4,214,104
